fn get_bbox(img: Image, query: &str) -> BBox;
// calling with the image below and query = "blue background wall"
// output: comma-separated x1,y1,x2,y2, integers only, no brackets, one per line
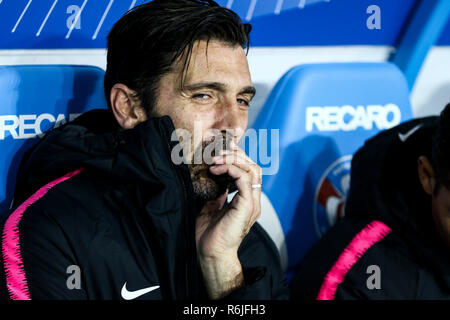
1,0,449,49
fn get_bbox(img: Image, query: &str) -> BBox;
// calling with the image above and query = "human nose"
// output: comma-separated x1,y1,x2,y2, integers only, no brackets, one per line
214,97,247,134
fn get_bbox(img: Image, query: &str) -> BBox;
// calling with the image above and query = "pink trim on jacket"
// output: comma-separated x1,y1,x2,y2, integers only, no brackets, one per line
2,168,84,300
316,220,392,300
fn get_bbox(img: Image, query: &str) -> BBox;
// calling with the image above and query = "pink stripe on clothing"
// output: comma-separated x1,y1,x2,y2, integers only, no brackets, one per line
2,168,84,300
316,220,391,300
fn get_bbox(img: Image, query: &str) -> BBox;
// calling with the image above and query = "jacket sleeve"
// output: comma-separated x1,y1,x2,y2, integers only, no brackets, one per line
1,203,87,300
331,235,418,300
290,218,418,300
221,223,290,300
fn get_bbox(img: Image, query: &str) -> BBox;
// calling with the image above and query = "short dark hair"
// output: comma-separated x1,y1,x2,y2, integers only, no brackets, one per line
432,103,450,193
104,0,251,116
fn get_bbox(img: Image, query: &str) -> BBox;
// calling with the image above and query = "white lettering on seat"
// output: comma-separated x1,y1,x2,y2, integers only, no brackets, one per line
306,104,401,132
0,113,81,140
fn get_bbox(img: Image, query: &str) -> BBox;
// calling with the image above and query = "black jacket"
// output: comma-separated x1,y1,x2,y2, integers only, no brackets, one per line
0,109,288,300
291,116,450,299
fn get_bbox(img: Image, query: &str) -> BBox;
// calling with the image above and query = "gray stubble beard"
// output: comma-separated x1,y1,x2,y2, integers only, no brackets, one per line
188,135,231,201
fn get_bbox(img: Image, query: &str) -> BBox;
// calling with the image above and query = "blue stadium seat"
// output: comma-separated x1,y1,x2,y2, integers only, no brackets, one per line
0,65,107,215
250,62,413,280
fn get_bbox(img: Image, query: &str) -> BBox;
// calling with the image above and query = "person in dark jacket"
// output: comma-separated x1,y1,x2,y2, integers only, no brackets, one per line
0,0,288,300
291,103,450,300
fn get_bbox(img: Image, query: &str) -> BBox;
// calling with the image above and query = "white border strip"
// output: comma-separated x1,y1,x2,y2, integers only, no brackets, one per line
128,0,137,11
36,0,58,37
245,0,258,21
11,0,32,33
65,0,88,39
92,0,113,40
274,0,284,14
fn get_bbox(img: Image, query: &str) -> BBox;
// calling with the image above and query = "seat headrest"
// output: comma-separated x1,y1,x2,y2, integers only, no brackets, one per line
0,65,107,215
250,62,413,276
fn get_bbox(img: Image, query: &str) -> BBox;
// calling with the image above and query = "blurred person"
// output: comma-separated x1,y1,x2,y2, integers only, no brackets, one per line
0,0,288,300
291,103,450,300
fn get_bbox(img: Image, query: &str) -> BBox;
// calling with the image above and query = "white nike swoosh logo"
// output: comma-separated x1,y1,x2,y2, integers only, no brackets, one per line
398,124,423,142
121,282,160,300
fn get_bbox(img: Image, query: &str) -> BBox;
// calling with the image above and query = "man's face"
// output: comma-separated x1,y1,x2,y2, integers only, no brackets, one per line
418,156,450,248
431,184,450,248
153,40,255,200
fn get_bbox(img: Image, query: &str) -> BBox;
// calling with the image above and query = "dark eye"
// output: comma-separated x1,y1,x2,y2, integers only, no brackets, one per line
237,98,250,107
193,93,211,100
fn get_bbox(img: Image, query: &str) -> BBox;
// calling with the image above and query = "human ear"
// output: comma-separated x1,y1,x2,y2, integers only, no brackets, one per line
418,156,436,195
110,83,147,129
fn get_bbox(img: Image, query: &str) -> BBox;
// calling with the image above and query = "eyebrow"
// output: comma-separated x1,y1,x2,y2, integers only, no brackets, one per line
183,82,256,99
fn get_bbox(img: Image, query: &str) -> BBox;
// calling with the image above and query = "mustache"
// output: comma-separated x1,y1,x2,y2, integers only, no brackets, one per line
189,133,236,195
201,134,230,154
188,133,234,170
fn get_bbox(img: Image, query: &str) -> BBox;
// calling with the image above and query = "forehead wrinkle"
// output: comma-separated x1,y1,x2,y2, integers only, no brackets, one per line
178,40,214,89
170,40,250,93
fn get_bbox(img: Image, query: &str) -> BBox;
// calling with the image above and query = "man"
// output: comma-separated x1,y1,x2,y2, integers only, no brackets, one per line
0,0,288,300
291,103,450,299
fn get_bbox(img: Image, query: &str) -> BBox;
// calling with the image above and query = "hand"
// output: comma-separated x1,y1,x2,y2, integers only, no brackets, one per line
195,141,262,299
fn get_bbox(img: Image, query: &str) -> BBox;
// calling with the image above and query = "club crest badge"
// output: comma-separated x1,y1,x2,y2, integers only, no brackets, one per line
313,155,352,237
